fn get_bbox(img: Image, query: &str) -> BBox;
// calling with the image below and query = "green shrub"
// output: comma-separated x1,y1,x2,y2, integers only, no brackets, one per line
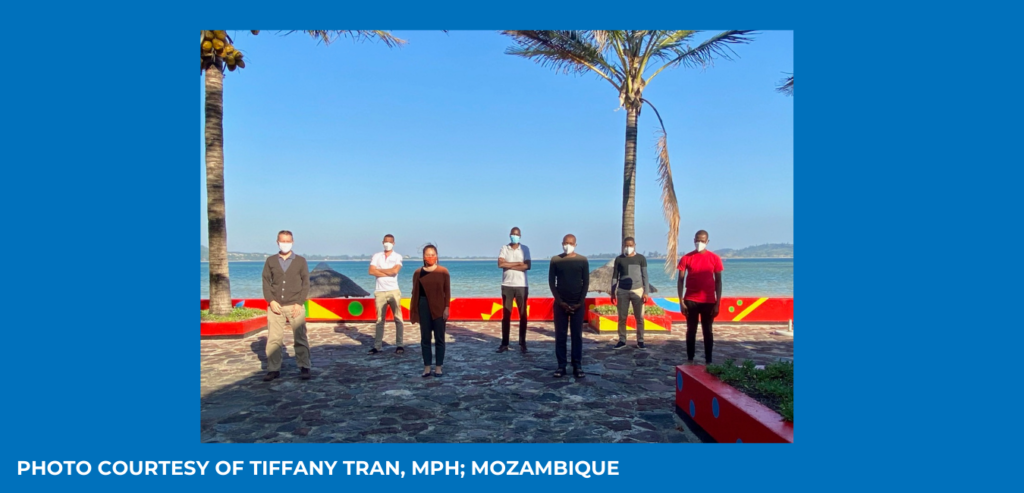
706,358,793,422
201,307,266,322
592,303,665,316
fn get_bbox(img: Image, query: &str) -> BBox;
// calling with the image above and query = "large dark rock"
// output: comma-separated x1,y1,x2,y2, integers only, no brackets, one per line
308,263,370,298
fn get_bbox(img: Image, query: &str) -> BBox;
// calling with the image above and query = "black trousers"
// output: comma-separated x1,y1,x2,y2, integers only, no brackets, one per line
553,302,584,370
684,300,716,363
501,286,529,346
418,296,446,366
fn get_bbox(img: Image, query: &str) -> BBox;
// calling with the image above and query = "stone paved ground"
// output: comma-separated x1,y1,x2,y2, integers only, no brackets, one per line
200,321,792,443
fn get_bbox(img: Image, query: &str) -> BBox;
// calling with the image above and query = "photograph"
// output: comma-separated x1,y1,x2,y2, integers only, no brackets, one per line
199,30,794,443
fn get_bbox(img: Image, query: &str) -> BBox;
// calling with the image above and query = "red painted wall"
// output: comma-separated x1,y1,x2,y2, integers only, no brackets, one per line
201,297,793,322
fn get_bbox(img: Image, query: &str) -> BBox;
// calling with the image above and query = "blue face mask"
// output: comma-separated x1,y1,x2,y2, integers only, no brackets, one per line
510,235,520,244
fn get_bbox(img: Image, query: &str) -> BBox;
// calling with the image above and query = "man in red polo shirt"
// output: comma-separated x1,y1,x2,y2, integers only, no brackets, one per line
676,230,724,365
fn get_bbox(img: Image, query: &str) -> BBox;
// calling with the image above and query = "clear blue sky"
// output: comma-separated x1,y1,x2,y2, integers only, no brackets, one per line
200,30,792,258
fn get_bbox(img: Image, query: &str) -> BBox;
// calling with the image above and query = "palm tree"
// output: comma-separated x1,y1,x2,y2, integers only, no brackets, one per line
503,31,754,273
777,73,794,96
201,30,405,316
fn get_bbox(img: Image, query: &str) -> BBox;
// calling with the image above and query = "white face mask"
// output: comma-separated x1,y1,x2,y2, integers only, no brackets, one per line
625,246,635,255
695,241,707,252
563,244,575,254
383,242,394,252
278,242,293,254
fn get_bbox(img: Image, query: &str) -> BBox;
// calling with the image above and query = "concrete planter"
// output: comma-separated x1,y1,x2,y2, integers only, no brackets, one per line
675,364,793,443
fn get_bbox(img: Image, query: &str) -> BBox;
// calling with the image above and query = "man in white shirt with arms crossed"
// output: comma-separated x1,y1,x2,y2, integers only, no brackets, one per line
368,234,405,355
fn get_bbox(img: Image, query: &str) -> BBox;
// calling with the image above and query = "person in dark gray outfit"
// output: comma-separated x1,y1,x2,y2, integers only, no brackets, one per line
610,236,650,350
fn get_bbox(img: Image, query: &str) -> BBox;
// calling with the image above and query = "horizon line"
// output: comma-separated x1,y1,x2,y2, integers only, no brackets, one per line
200,242,794,257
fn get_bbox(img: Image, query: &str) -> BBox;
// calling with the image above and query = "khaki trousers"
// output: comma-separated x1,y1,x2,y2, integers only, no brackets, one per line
266,304,310,372
374,289,405,350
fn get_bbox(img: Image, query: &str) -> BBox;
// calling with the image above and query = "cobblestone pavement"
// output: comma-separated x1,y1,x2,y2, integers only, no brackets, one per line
200,321,793,443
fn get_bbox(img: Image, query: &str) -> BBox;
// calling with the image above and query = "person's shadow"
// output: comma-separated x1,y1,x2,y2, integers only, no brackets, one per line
249,323,299,370
334,323,378,348
250,335,293,371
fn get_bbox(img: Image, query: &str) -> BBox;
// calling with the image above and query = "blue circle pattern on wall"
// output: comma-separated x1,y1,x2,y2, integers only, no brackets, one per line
737,439,742,443
676,373,683,391
712,397,720,418
689,400,696,417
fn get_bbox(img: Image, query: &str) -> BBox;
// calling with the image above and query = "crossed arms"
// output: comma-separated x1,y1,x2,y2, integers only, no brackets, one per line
369,263,402,277
497,257,531,271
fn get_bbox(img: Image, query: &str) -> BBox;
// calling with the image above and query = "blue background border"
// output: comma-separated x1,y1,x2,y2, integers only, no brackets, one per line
5,0,1017,491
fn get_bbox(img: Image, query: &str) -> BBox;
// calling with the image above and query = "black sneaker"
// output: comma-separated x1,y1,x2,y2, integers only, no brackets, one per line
262,371,280,382
300,367,311,380
496,345,509,353
636,342,646,350
368,348,380,355
520,344,528,354
613,341,627,349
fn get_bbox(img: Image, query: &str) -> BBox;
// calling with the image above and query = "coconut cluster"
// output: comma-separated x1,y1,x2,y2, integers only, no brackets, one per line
201,30,258,72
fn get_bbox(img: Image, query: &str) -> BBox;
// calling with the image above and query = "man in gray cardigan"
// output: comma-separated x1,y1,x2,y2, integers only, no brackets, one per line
261,230,311,381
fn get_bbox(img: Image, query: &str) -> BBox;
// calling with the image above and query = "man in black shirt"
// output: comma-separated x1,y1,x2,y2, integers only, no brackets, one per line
548,234,589,378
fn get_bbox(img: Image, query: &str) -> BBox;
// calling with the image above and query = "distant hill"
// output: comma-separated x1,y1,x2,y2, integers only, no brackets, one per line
202,245,370,262
201,245,266,261
716,243,793,258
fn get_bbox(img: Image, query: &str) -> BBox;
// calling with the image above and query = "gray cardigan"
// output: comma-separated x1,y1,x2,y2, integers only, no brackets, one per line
261,254,310,306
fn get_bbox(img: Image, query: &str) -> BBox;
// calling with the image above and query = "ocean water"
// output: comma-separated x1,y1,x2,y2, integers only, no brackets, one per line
200,258,793,299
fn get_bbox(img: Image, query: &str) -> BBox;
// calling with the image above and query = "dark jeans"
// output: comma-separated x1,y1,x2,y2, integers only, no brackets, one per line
553,302,585,370
501,285,529,346
418,296,446,366
684,300,716,363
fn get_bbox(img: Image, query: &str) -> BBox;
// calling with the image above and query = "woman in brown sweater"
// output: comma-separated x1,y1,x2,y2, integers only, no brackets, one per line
410,244,451,377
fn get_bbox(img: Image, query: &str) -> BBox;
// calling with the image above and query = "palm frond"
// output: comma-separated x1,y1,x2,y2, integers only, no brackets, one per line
647,30,699,62
648,30,756,82
307,30,332,45
282,30,406,48
777,74,794,96
643,99,681,275
502,30,620,85
656,129,680,275
592,30,610,51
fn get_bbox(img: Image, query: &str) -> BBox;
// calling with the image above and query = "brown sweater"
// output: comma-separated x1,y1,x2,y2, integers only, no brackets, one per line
410,266,451,323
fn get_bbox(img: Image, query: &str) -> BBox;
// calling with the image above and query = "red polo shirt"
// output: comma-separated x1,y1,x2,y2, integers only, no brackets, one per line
677,250,724,303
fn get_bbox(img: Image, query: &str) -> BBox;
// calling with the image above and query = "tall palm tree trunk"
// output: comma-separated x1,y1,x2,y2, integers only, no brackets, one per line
204,67,232,316
621,106,639,242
